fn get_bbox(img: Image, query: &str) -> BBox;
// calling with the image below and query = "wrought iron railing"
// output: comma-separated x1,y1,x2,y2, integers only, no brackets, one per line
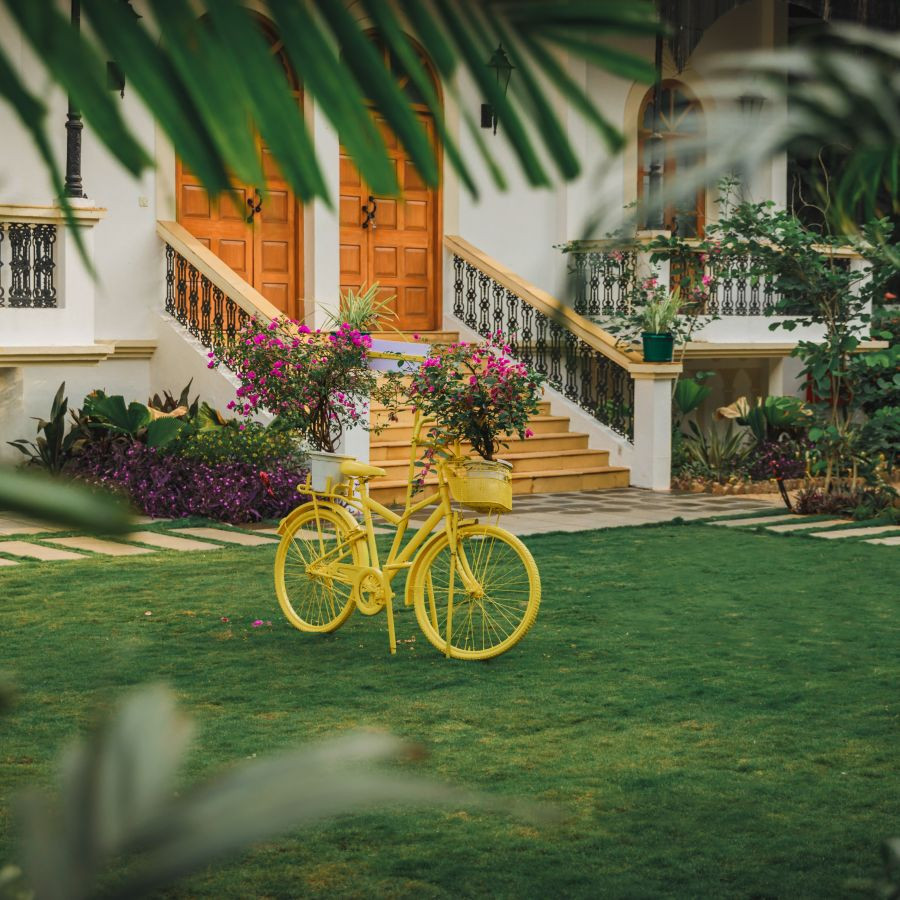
569,246,638,317
451,251,635,441
566,240,784,317
0,222,57,308
163,242,253,351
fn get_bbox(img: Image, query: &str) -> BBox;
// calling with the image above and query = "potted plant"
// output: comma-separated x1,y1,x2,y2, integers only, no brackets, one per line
639,285,682,362
320,282,398,334
406,334,544,510
212,317,391,490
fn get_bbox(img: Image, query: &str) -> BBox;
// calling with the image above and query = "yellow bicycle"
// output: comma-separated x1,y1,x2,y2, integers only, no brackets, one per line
273,409,540,660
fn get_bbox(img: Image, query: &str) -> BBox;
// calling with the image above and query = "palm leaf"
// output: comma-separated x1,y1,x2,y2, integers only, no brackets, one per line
0,0,661,206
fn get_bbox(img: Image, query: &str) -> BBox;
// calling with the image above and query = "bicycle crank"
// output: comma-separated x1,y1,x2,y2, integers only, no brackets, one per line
351,566,389,615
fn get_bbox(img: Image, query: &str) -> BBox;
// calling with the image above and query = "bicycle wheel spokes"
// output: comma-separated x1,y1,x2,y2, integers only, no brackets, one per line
275,506,362,633
412,525,540,660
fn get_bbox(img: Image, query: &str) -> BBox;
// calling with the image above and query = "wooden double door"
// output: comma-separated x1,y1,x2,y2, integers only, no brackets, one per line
176,139,302,320
177,116,441,331
339,112,440,332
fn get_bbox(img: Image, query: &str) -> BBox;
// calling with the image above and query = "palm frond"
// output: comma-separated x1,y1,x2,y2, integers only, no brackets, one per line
0,0,661,208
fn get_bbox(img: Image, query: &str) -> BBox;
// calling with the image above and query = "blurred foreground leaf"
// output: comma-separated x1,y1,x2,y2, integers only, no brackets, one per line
0,467,134,534
13,685,557,900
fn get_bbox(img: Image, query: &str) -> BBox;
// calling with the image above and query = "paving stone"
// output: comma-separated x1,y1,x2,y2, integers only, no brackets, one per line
765,518,848,533
125,531,224,552
0,518,64,535
133,516,172,525
864,536,900,546
175,527,278,546
44,536,155,556
709,515,799,527
0,541,87,561
810,525,900,540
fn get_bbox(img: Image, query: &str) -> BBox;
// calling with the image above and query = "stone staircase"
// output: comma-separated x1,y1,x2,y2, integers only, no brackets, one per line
365,332,630,506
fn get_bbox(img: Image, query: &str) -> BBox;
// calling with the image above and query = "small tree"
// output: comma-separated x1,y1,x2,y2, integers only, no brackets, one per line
706,198,896,492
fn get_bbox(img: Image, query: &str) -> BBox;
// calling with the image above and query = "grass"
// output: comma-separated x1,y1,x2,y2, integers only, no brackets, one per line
0,523,898,898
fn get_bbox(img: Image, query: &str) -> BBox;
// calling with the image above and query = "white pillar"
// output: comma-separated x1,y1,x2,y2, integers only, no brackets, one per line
306,100,341,329
630,369,679,490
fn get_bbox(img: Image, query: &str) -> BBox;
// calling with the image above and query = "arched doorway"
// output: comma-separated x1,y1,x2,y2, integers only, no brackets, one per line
637,80,705,237
339,38,442,332
175,21,303,319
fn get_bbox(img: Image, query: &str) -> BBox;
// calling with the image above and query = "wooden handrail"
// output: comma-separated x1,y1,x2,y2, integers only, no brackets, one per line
444,235,682,375
565,233,864,260
156,220,285,323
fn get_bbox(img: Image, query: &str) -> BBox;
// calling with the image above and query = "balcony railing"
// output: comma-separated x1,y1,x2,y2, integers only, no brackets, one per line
0,221,57,308
564,234,861,319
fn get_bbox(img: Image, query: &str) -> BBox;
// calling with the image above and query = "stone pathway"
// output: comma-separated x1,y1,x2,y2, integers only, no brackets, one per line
0,517,280,566
1,489,892,564
699,509,900,546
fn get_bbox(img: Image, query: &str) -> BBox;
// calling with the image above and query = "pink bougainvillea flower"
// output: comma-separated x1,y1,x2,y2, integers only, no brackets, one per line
252,619,264,627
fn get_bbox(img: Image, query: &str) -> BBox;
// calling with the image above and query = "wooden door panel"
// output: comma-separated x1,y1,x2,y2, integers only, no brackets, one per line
404,247,428,277
177,149,302,320
255,139,300,317
338,112,439,330
373,246,398,278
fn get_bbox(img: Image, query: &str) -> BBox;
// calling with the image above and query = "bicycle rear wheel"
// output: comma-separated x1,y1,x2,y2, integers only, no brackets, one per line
274,504,365,633
411,524,540,660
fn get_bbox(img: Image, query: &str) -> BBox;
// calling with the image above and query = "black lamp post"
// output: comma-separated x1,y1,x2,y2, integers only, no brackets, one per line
481,43,514,135
646,33,665,231
64,0,85,198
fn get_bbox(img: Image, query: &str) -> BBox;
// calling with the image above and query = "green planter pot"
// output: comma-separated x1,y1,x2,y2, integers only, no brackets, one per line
641,332,675,363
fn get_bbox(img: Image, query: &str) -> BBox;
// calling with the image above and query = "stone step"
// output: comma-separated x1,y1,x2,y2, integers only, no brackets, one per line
369,401,552,426
368,465,630,508
372,414,571,444
369,330,459,345
369,447,611,481
370,430,591,461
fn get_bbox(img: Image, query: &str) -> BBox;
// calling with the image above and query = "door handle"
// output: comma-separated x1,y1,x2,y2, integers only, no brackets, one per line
246,188,263,223
361,195,377,229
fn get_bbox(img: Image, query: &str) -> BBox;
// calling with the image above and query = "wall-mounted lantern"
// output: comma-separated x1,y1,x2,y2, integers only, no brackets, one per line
107,0,141,99
481,43,514,135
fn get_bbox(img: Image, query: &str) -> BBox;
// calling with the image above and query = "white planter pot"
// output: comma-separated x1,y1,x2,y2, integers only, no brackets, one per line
369,338,431,372
307,449,354,492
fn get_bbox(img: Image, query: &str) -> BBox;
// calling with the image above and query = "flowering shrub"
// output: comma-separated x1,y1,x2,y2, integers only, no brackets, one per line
211,318,381,453
407,335,544,461
68,440,308,522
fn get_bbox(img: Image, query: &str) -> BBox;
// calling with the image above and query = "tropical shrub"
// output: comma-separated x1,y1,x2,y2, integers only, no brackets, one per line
794,483,898,521
7,383,89,473
212,318,386,453
678,421,753,483
168,423,304,468
715,395,811,445
407,334,544,461
747,439,808,482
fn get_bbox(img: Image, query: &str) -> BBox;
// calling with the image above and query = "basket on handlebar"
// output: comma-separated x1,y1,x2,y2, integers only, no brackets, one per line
445,457,513,514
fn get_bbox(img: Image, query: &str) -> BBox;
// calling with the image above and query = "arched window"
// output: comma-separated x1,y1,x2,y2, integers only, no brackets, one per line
637,81,705,237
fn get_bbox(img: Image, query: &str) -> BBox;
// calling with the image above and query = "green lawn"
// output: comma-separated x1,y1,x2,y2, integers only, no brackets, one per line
1,523,898,898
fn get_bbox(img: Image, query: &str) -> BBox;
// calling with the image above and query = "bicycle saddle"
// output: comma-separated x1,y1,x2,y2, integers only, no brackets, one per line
340,460,386,480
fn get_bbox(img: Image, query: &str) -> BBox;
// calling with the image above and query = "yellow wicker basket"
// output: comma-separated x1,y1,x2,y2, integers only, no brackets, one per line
446,458,513,513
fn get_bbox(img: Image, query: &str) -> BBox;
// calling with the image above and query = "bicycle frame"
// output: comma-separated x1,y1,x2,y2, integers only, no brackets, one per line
287,408,483,654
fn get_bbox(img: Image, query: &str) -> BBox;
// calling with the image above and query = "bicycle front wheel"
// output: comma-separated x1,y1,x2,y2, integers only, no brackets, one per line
274,505,365,633
411,524,540,660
